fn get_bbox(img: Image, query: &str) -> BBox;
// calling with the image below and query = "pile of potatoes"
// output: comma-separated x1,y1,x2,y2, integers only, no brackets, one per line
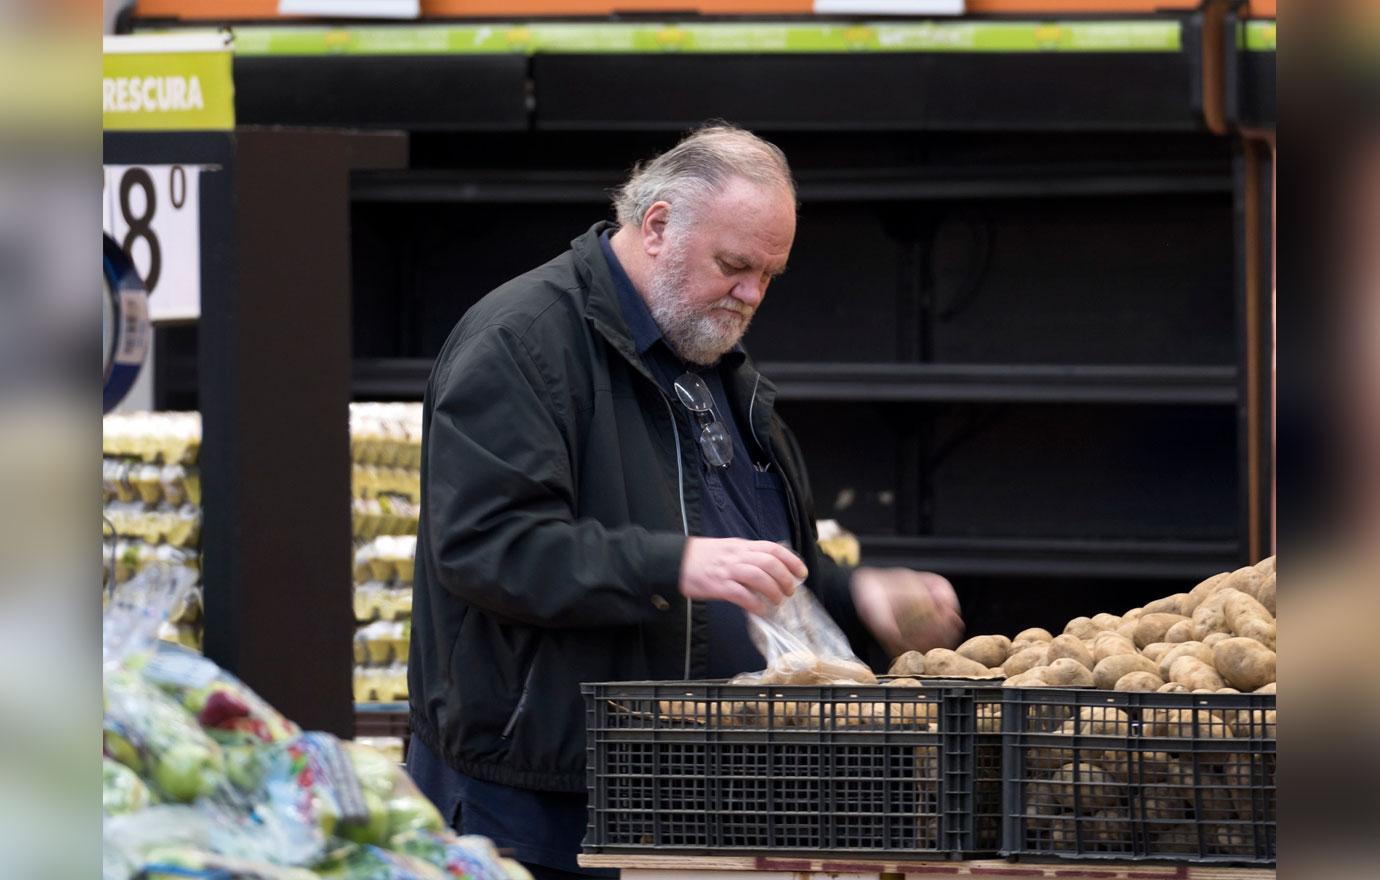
886,556,1277,696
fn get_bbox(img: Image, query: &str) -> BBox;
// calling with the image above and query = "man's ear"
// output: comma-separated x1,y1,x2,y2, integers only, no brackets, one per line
641,201,672,256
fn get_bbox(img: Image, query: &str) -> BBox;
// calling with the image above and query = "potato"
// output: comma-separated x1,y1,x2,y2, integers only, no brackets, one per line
956,634,1011,668
923,648,991,678
1164,619,1196,643
1042,657,1095,687
1254,555,1276,576
1168,656,1226,691
888,650,926,676
1183,571,1231,614
1002,667,1050,688
1051,762,1122,813
1047,634,1095,671
1255,571,1276,616
819,656,878,684
1234,615,1276,650
1090,633,1137,663
1121,607,1145,623
1114,671,1165,692
1134,613,1191,648
1222,565,1266,601
1090,612,1122,632
885,676,921,686
1003,644,1050,677
658,699,708,724
1202,631,1231,648
1224,590,1272,628
1254,681,1276,694
1140,642,1173,662
1012,627,1054,646
1144,707,1235,740
1191,588,1240,640
1058,705,1131,737
1213,637,1276,691
1115,619,1139,641
1092,653,1160,690
1157,681,1189,693
1157,641,1214,680
1144,593,1190,617
1087,808,1131,848
1063,616,1100,640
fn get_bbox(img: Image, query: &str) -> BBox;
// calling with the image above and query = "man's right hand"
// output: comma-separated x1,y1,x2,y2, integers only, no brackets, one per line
679,537,808,616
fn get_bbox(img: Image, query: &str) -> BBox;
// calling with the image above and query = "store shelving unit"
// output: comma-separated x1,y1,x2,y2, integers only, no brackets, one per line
132,13,1275,638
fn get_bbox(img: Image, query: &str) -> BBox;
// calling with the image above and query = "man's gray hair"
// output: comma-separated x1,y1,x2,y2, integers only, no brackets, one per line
612,123,797,229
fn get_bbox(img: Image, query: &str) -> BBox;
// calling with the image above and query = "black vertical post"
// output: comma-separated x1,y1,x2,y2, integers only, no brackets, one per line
199,128,407,736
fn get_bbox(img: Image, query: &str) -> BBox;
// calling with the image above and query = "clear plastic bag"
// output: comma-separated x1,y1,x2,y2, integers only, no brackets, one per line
733,585,876,685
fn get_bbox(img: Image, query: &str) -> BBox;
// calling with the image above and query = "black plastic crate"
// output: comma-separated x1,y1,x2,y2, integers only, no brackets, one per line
583,680,1002,858
1001,688,1276,865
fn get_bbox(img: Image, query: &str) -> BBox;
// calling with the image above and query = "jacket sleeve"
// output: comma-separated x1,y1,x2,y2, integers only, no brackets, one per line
423,322,686,628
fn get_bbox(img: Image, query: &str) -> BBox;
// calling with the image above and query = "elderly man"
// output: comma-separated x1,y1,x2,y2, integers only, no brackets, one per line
407,124,963,878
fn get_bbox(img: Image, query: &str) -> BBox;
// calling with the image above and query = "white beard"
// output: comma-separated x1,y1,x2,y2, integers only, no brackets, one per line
645,242,754,366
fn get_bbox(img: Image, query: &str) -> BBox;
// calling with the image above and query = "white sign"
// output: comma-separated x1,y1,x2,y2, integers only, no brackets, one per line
278,0,420,18
102,164,203,322
814,1,964,12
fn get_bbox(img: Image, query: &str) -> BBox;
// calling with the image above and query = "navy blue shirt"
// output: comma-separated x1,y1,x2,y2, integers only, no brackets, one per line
599,230,794,677
407,233,794,876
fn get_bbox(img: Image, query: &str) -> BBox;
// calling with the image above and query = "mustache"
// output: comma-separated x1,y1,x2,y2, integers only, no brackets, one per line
711,298,753,316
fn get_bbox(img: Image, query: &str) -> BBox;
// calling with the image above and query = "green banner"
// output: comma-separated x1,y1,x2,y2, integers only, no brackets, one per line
103,48,234,131
223,20,1182,58
1243,20,1277,53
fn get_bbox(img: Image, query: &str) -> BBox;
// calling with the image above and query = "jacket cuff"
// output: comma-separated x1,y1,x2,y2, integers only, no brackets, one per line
636,531,689,616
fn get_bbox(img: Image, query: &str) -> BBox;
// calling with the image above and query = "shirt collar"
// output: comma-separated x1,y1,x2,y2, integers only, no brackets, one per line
600,230,664,356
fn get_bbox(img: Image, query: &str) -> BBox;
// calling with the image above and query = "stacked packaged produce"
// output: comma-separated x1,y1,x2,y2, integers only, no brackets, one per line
103,566,531,880
351,403,422,540
350,404,422,709
103,411,204,651
353,536,416,705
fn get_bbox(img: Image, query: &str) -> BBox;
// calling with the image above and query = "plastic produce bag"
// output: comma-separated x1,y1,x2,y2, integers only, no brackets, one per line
103,666,228,803
103,803,325,880
103,757,153,815
390,832,535,880
733,584,876,685
259,732,445,854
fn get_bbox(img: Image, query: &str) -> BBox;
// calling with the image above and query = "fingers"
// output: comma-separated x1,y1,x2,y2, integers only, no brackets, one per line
728,561,788,608
744,549,799,598
756,540,808,582
717,582,767,617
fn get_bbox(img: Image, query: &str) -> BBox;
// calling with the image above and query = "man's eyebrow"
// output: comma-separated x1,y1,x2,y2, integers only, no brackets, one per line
718,250,787,275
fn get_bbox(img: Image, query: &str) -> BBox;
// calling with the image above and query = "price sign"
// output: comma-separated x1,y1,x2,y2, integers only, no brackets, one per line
102,163,203,321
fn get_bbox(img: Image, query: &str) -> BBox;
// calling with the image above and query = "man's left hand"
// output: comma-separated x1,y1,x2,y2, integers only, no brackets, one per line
850,567,964,657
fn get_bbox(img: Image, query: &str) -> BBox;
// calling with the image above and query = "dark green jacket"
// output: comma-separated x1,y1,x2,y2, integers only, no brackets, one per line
408,222,862,792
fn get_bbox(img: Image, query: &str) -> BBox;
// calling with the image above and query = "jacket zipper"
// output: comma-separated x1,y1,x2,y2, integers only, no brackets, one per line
660,393,693,680
501,661,538,739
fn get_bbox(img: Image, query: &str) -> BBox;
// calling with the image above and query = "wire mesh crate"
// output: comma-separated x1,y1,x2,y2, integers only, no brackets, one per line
1001,688,1276,865
583,680,1002,857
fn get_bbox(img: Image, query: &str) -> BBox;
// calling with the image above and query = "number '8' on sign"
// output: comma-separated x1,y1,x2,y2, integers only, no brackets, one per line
102,163,203,321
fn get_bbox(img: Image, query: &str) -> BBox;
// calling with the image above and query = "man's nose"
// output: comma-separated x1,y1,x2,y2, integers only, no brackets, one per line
733,279,764,308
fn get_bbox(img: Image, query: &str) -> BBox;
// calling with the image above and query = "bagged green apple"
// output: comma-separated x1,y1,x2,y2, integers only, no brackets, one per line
103,757,152,815
104,666,226,803
103,802,326,880
132,644,300,791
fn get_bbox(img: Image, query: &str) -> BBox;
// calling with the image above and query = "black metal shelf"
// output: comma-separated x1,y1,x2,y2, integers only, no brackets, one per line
352,162,1231,205
352,358,1238,406
858,535,1239,579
